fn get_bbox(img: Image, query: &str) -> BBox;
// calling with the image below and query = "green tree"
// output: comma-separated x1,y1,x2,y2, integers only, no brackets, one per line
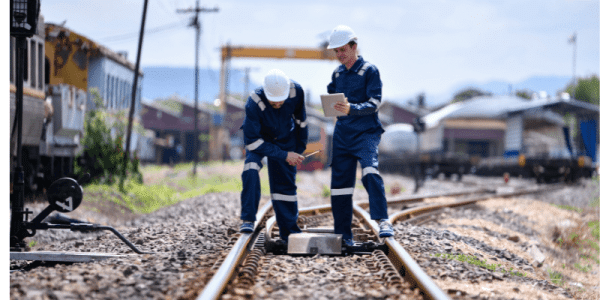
565,75,599,105
515,89,533,100
451,88,492,103
75,89,142,186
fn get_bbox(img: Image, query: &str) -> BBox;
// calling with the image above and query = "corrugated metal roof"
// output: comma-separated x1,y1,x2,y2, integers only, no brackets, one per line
507,97,599,119
422,95,556,128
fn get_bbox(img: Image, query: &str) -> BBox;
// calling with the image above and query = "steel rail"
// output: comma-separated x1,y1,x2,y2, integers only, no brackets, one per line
355,187,492,209
353,205,451,300
388,185,561,223
196,202,272,300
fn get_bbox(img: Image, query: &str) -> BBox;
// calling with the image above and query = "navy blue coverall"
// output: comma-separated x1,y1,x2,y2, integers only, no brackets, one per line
240,80,308,242
327,56,389,240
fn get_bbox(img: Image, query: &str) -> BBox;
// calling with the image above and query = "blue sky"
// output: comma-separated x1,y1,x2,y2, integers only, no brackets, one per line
24,0,600,104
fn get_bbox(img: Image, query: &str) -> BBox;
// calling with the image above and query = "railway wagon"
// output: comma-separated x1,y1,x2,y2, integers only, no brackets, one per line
474,97,598,183
378,123,471,180
10,15,83,193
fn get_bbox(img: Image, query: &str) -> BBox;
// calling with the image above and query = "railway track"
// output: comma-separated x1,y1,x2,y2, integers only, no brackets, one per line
196,185,564,300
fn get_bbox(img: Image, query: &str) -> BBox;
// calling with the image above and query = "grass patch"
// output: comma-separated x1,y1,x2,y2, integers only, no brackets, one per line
434,253,499,272
552,218,600,274
176,174,244,199
589,220,600,240
591,197,600,208
574,262,592,272
28,240,37,248
82,162,274,214
551,203,583,214
321,185,331,198
432,253,527,277
548,268,564,286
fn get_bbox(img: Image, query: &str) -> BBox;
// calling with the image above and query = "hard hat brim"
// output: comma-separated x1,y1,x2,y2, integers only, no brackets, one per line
327,37,357,50
265,88,290,102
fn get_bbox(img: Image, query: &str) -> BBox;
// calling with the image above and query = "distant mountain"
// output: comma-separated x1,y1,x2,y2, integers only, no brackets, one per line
141,66,260,104
455,75,573,96
425,75,573,107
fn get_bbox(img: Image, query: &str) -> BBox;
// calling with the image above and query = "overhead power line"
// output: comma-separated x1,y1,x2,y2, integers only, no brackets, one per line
100,21,186,42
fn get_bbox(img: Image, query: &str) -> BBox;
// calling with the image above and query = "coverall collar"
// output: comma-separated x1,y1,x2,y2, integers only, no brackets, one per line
340,55,365,73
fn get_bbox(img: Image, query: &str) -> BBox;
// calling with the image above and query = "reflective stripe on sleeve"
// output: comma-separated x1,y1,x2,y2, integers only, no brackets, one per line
368,98,382,110
289,82,296,98
331,187,354,196
358,63,372,76
272,193,297,202
246,139,264,151
362,166,379,178
243,162,261,172
250,92,266,111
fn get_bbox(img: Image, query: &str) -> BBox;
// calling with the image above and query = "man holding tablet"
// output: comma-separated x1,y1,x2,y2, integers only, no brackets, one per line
325,25,394,246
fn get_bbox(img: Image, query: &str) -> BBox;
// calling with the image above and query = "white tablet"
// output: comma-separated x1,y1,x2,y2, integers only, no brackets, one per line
320,93,347,117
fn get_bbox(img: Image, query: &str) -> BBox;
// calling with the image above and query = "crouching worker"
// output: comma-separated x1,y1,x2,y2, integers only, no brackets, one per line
239,69,308,244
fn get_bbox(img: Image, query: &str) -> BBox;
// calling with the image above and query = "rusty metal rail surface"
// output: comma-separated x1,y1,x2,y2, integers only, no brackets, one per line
353,205,451,300
196,203,272,300
356,187,492,209
388,185,563,223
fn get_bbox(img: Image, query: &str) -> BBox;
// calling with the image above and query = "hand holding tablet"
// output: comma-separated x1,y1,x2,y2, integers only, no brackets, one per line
320,93,348,117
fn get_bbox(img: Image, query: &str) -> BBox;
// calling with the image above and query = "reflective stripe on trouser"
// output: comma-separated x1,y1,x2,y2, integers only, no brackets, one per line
240,152,263,223
240,151,301,241
330,130,388,240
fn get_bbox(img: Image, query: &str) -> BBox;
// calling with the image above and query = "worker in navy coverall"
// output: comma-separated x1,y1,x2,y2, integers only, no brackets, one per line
239,69,307,243
326,25,394,244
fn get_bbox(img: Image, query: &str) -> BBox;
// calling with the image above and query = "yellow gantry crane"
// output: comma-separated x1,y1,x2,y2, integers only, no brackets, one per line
209,45,336,161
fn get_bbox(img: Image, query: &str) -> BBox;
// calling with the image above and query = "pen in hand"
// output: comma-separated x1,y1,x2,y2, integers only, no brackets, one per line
304,150,321,158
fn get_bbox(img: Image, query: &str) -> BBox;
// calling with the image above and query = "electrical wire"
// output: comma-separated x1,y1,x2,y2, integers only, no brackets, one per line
100,21,186,43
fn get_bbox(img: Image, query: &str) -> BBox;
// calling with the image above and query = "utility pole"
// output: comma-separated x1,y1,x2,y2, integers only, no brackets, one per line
243,67,259,100
568,32,577,85
123,0,149,183
177,0,218,175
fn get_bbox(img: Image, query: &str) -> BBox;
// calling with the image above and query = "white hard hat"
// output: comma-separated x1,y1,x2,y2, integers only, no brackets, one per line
327,25,357,49
263,69,290,102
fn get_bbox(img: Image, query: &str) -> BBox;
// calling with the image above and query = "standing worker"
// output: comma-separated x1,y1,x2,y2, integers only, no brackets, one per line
326,25,394,245
239,69,308,244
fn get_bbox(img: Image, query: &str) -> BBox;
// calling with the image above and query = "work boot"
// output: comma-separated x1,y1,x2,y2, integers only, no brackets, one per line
240,221,254,233
378,219,394,238
342,238,355,247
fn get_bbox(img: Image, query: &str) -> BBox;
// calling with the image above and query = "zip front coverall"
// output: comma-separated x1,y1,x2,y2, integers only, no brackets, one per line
240,80,308,241
327,56,389,240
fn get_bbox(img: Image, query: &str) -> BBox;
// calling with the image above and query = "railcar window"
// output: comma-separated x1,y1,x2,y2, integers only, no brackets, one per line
125,81,130,109
112,76,116,109
30,39,36,88
105,75,109,107
38,41,43,90
116,78,119,109
23,41,28,85
108,75,113,108
119,79,124,109
10,37,14,84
